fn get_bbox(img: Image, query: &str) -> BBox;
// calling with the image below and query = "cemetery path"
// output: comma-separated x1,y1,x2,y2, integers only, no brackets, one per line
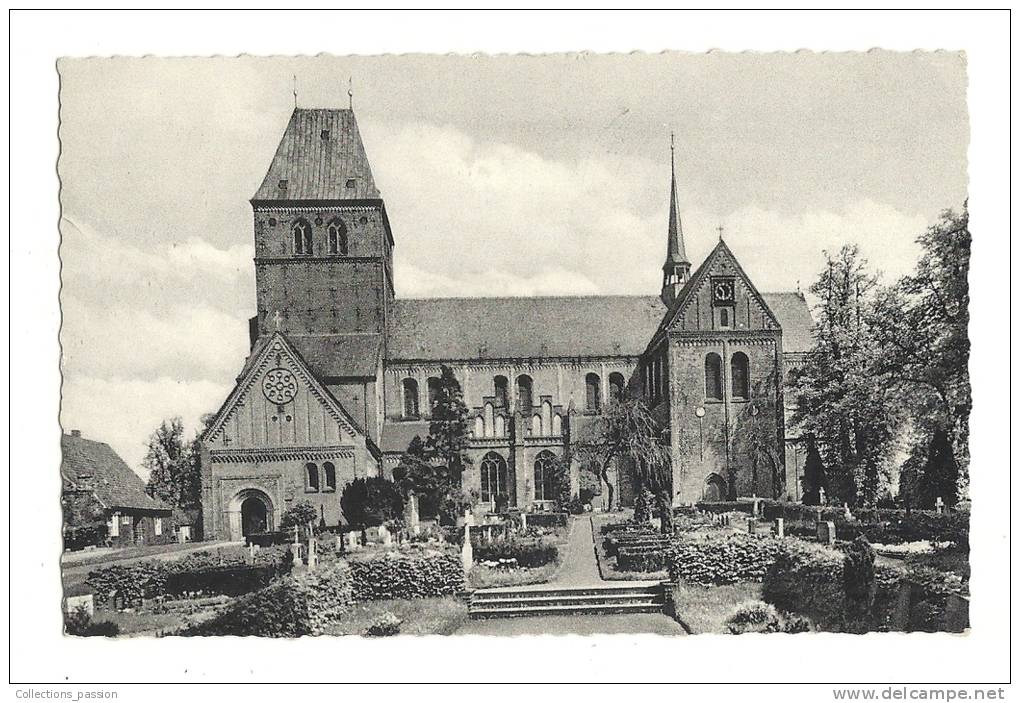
456,612,686,636
550,516,601,586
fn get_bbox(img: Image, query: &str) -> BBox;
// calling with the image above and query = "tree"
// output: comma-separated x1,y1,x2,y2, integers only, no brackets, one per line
424,365,472,489
737,374,785,500
279,500,318,533
392,435,445,516
61,491,105,529
575,398,672,531
917,426,960,509
792,245,901,507
800,436,828,506
871,207,971,495
144,417,202,509
340,477,405,529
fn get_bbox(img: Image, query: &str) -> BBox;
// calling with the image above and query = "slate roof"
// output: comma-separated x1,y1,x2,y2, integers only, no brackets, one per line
287,333,382,379
380,421,431,454
252,109,380,202
387,293,813,361
60,433,170,513
388,296,666,361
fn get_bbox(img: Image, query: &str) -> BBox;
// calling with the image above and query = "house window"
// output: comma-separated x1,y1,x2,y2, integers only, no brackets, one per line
108,512,120,537
494,375,509,408
731,352,750,399
306,462,320,492
292,219,313,255
327,219,348,255
705,353,723,400
154,518,162,536
323,462,336,492
516,375,533,413
719,306,733,328
609,372,625,404
427,377,441,414
402,378,420,418
585,373,601,413
480,452,508,504
533,450,558,502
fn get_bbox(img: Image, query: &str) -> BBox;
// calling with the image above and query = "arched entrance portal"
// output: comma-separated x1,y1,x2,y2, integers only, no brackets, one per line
241,496,268,536
703,473,728,502
228,489,274,541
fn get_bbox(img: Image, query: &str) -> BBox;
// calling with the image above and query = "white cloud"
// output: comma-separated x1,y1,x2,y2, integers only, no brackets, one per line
60,375,233,478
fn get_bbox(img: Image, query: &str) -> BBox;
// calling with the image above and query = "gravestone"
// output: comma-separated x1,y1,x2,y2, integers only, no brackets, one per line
818,486,827,505
405,493,421,535
307,534,317,572
381,529,393,547
520,512,527,531
774,517,785,538
816,521,837,545
843,502,853,522
461,510,474,574
344,531,361,551
935,496,945,516
747,517,758,534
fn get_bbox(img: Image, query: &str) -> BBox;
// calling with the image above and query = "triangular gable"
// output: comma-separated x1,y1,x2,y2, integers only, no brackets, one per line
204,332,365,447
648,239,781,348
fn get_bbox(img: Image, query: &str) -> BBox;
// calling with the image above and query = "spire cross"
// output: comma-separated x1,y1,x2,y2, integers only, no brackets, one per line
292,75,298,108
348,77,353,110
716,224,725,240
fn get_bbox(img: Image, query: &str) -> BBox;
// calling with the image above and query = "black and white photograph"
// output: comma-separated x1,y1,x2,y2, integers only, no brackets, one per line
7,8,1013,693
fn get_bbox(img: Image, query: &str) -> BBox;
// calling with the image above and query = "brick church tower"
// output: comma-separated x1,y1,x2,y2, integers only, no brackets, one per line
250,109,395,346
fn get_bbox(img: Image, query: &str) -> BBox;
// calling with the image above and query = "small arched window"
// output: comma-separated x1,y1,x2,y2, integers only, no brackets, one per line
494,375,509,408
402,378,420,418
609,372,625,404
327,219,348,255
585,373,602,413
705,353,723,401
731,352,750,399
322,462,336,492
516,375,533,413
292,219,312,255
305,462,320,492
426,377,441,414
533,450,558,502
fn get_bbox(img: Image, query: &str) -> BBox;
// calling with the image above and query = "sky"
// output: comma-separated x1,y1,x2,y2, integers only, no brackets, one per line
57,52,969,476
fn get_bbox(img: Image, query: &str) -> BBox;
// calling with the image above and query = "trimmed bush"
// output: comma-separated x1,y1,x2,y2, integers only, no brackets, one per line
665,532,783,585
726,601,782,634
617,548,664,572
762,539,846,630
525,512,568,528
350,551,463,601
185,561,355,637
473,537,558,569
365,612,402,637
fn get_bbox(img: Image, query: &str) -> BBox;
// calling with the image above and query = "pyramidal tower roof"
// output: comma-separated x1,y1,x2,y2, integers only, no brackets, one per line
252,108,380,202
664,137,690,267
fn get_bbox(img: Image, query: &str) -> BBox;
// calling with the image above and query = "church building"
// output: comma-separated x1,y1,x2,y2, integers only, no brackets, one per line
200,107,814,541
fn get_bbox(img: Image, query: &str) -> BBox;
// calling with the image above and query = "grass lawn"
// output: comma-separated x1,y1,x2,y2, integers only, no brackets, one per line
61,541,233,569
324,597,468,636
672,581,764,634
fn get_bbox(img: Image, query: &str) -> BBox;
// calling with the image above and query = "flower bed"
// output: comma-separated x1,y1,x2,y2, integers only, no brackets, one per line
349,549,464,601
472,537,558,569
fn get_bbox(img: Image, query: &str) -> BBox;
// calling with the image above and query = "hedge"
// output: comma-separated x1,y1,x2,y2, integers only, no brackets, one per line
63,524,108,552
617,547,665,572
349,550,464,601
664,532,783,585
184,561,355,637
472,537,558,569
524,512,568,528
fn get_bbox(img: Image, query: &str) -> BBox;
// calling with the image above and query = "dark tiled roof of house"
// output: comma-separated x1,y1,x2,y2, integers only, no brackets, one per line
252,109,380,202
387,293,813,361
388,296,667,361
287,333,382,379
60,433,170,513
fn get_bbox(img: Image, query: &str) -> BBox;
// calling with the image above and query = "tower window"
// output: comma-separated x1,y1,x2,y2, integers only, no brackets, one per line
292,219,312,256
402,378,420,418
480,452,509,504
516,375,533,413
705,353,723,401
585,373,602,413
320,129,330,140
278,179,288,191
327,219,348,255
719,307,731,328
731,352,750,400
427,377,441,414
494,375,509,408
609,372,625,404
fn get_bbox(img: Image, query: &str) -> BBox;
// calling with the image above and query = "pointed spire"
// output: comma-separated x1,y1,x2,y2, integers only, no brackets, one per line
661,134,691,307
666,133,690,267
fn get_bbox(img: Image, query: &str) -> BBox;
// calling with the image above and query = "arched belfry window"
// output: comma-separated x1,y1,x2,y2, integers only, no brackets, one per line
533,450,558,502
494,376,509,408
327,219,348,255
516,375,533,413
480,452,508,504
402,378,420,418
292,219,312,256
585,373,602,413
305,462,320,492
731,352,750,400
705,353,723,401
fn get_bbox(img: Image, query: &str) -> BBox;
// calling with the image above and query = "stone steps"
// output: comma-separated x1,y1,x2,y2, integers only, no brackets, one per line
469,583,665,619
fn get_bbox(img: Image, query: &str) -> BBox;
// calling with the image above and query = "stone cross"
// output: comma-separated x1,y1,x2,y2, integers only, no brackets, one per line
307,533,317,572
248,542,256,564
774,518,785,538
461,509,474,574
935,496,944,515
818,486,826,505
843,502,853,521
520,512,527,531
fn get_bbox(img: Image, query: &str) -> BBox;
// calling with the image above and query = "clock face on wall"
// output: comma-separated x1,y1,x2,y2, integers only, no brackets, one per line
713,278,735,304
262,367,298,405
